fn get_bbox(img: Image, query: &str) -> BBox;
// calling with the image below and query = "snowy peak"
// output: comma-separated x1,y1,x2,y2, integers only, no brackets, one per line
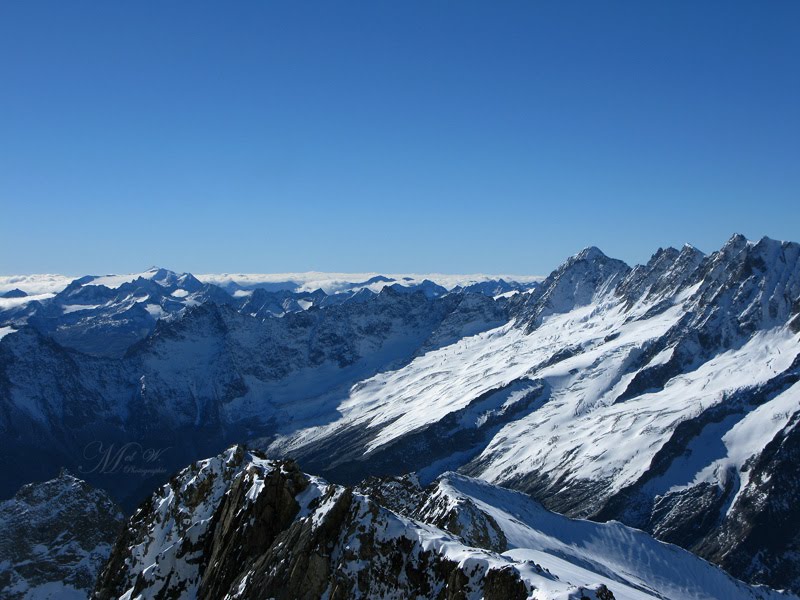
687,234,800,336
616,246,680,303
98,446,547,600
573,245,609,261
387,278,449,298
617,243,705,305
81,266,200,291
81,267,205,296
146,267,205,292
514,245,630,328
94,445,303,600
723,232,751,253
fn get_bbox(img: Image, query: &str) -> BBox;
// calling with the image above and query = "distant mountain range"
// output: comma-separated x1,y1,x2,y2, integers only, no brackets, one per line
1,234,799,597
0,270,540,356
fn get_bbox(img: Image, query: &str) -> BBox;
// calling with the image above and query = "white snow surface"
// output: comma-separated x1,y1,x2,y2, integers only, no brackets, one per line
476,324,799,493
274,292,685,454
61,304,102,314
431,473,789,600
273,275,800,511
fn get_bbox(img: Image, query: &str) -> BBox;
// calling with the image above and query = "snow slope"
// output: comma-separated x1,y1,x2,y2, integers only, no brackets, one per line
429,473,787,600
265,235,800,591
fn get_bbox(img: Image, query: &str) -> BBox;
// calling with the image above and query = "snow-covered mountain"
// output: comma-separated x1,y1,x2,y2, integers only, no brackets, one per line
0,283,515,508
93,445,790,600
2,234,800,593
0,269,538,357
274,235,800,591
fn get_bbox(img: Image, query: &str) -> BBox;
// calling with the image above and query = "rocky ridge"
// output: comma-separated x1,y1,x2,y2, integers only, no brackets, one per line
94,446,789,600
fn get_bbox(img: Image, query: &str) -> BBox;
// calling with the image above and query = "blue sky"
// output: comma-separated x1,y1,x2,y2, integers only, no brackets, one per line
1,1,798,276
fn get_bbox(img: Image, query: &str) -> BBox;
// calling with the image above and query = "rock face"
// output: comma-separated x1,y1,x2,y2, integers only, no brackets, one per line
95,447,791,600
94,446,308,599
93,446,543,600
696,409,800,592
0,471,124,600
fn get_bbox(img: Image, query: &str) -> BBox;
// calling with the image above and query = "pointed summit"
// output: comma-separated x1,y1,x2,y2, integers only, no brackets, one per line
515,247,630,329
573,246,608,262
722,233,749,252
617,243,705,306
686,233,800,334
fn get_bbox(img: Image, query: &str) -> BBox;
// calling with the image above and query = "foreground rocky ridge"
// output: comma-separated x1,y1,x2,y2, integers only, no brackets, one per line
94,446,789,600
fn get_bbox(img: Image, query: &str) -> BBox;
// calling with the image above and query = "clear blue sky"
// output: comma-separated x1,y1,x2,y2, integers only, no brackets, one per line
1,1,798,276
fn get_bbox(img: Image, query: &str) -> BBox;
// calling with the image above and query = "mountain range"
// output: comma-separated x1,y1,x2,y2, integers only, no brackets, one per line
1,234,799,598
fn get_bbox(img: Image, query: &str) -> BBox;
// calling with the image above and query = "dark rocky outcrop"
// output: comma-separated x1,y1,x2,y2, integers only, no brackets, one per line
93,447,624,600
697,411,800,592
0,471,124,600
